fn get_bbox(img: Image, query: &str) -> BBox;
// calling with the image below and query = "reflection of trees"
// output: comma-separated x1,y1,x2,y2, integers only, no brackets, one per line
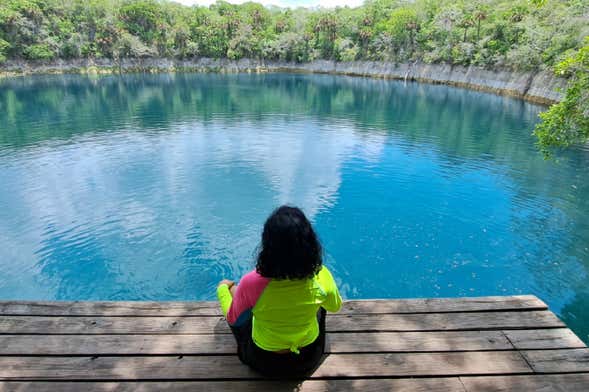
0,72,542,153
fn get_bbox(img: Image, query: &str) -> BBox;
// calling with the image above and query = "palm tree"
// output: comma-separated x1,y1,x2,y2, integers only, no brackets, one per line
474,10,487,41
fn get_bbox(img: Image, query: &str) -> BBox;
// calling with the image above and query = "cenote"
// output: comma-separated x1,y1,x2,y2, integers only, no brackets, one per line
0,73,588,343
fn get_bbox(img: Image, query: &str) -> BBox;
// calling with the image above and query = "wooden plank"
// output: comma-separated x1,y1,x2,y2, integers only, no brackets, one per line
0,355,254,381
522,348,589,373
0,296,546,316
312,352,532,378
0,334,237,355
460,374,589,392
0,315,227,335
503,329,587,350
5,373,589,391
0,311,563,335
0,378,468,392
342,295,547,314
326,331,512,352
0,352,532,380
0,330,513,355
327,311,563,332
0,301,221,317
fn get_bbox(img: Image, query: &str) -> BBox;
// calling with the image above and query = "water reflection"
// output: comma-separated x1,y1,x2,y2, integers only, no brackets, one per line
0,73,587,343
0,115,385,300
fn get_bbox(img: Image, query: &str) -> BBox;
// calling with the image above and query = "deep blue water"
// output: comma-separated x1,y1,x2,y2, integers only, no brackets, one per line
0,73,588,342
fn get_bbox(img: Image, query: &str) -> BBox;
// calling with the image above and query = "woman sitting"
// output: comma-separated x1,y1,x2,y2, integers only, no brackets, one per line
217,205,342,377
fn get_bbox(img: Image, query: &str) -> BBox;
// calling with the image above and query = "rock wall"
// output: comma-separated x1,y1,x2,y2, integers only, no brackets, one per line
0,58,566,104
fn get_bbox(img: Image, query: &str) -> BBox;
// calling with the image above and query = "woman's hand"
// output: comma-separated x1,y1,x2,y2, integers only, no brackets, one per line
218,279,235,289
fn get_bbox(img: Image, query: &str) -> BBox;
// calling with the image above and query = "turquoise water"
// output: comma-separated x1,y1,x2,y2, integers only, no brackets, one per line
0,73,588,342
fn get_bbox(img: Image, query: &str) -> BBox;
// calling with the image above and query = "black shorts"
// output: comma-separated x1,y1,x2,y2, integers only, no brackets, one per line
229,308,326,378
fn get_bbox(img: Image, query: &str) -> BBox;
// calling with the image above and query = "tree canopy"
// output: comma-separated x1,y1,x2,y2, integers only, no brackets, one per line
534,37,589,154
1,0,586,68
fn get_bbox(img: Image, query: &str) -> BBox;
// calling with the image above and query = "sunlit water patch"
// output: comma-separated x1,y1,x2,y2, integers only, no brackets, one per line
0,73,588,342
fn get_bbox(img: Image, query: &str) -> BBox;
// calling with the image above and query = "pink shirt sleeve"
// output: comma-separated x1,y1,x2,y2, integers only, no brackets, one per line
226,270,270,326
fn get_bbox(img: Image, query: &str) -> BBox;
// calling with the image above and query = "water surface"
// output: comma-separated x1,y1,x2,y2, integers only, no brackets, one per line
0,73,588,342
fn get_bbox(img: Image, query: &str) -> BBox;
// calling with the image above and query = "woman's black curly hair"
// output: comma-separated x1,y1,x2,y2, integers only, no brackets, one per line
256,205,323,280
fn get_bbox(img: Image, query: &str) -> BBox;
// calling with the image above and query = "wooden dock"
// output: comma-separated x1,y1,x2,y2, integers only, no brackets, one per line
0,295,588,391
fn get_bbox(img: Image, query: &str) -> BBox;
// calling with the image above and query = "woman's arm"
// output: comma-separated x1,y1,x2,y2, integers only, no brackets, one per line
216,271,271,326
317,266,342,313
216,279,235,317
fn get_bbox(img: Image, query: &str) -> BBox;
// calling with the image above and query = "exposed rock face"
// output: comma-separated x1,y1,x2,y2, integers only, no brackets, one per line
0,58,566,104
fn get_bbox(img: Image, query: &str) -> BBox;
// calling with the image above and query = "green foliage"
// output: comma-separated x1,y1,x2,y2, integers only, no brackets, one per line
264,32,310,62
119,0,162,45
0,38,9,62
116,30,156,58
23,43,55,60
534,38,589,152
0,0,584,70
380,7,419,58
331,38,355,62
310,12,339,59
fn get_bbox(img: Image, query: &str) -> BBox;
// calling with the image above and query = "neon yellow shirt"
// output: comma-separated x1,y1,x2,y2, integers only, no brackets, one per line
217,266,342,353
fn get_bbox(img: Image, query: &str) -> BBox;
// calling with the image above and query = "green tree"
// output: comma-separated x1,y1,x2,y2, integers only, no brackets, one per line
189,7,228,58
115,30,156,58
23,42,56,60
119,0,162,45
312,12,338,59
534,38,589,153
473,8,487,41
0,38,9,62
381,7,419,57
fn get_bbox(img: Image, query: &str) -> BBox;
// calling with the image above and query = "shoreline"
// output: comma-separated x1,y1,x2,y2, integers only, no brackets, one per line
0,58,566,105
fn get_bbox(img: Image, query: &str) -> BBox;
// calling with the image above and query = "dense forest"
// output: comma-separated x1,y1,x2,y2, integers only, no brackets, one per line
0,0,585,69
0,0,587,150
